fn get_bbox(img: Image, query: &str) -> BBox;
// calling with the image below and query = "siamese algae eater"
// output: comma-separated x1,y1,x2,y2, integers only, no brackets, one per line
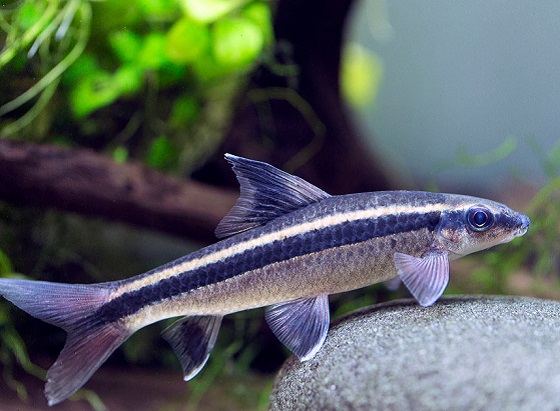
0,154,530,405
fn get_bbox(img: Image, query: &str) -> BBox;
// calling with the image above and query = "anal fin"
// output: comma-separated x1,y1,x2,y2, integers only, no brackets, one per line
265,295,330,361
162,315,222,381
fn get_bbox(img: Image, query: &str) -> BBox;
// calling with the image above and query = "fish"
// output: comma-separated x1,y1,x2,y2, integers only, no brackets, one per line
0,154,530,405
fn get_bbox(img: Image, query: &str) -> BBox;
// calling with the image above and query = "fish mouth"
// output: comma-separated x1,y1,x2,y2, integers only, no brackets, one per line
514,214,530,237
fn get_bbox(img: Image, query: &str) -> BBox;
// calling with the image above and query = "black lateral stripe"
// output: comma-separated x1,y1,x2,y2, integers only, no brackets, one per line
94,210,440,324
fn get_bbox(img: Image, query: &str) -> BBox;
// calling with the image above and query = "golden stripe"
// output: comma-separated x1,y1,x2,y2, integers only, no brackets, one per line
111,202,452,298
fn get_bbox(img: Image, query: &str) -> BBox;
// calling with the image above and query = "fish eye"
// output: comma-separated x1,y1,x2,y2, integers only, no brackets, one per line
467,207,494,232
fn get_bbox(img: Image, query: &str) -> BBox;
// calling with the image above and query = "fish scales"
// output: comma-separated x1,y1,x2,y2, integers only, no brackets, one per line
180,230,435,310
0,154,530,406
97,192,445,325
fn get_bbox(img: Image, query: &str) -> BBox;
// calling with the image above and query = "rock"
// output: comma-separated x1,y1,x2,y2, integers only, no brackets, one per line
269,296,560,411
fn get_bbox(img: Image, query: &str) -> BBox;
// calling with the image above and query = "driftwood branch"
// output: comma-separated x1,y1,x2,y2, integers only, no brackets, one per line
0,0,397,243
0,140,237,243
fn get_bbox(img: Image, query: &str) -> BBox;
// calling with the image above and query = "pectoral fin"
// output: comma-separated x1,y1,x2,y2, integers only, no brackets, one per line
265,295,330,361
394,252,449,307
162,315,222,381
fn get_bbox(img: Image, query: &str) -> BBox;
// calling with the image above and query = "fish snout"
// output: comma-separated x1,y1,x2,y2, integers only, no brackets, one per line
515,213,530,236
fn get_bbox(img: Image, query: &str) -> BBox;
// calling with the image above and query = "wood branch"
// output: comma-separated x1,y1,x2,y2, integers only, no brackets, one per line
0,140,237,243
0,0,394,244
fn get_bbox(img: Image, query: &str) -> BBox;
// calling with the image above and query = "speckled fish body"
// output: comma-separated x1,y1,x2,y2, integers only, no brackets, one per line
0,155,530,406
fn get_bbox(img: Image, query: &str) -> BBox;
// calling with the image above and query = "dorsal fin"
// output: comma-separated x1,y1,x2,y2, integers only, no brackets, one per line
215,154,331,238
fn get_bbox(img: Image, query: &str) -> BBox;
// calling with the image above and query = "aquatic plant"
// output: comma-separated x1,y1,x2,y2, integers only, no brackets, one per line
1,0,273,172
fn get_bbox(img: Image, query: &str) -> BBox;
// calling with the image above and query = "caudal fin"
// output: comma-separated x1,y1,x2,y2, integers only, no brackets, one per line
0,278,132,406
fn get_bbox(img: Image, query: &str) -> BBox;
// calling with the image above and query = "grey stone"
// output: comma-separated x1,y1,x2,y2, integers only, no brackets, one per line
269,296,560,411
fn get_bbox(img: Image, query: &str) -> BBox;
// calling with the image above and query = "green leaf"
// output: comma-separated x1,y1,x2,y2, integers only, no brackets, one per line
90,1,143,34
138,32,169,70
109,30,142,63
63,54,100,86
158,63,187,87
170,96,200,128
3,330,32,370
165,18,210,64
212,16,264,70
0,249,13,277
113,146,129,164
0,307,10,326
15,1,43,31
341,43,383,109
138,0,179,20
114,65,144,95
180,0,248,23
455,136,517,168
191,53,231,82
242,2,274,46
70,71,120,118
146,136,178,170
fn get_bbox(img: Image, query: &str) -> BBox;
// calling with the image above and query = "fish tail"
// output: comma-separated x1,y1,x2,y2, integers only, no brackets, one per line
0,278,132,406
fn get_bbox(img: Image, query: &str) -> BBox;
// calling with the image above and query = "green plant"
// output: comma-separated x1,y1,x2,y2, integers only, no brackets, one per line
0,0,91,138
1,0,274,172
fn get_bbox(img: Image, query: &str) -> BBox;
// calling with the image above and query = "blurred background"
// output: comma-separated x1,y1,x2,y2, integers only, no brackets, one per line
348,0,560,189
0,0,558,410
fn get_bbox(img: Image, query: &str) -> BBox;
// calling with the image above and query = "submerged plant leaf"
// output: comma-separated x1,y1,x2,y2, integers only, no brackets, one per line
109,30,142,63
170,95,200,128
14,1,43,31
212,16,263,70
63,54,99,86
165,17,210,64
114,64,143,95
70,71,120,118
435,136,518,173
113,147,129,164
146,135,178,170
138,32,168,70
242,2,274,46
180,0,248,24
137,0,178,20
341,43,384,109
0,249,13,278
